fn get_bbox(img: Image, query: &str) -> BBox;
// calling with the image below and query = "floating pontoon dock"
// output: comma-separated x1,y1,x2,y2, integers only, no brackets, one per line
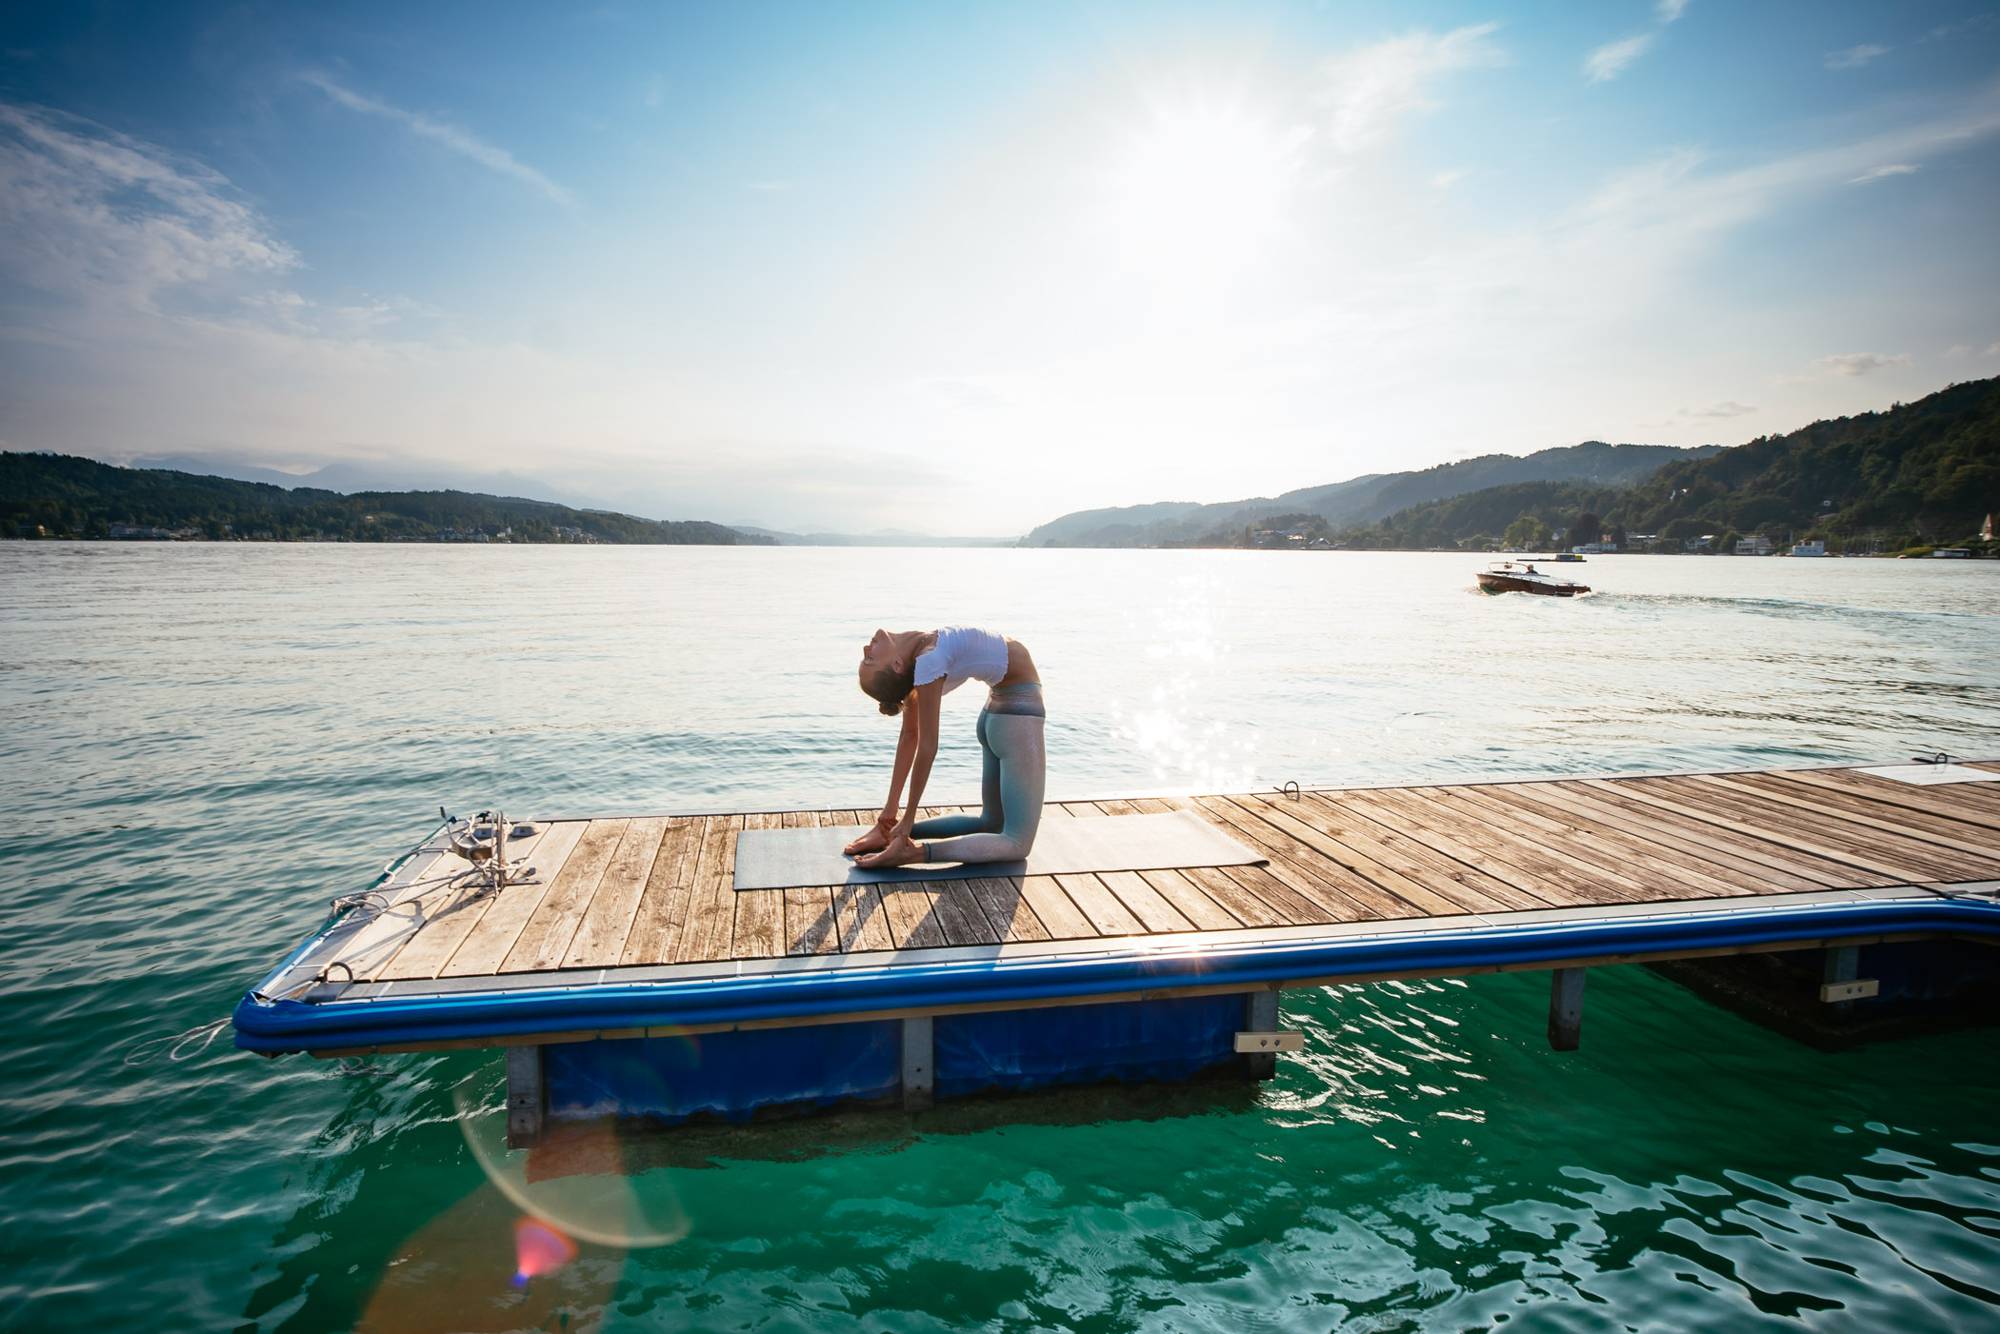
235,761,2000,1144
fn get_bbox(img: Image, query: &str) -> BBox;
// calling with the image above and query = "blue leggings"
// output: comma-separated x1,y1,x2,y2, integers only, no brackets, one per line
911,685,1046,862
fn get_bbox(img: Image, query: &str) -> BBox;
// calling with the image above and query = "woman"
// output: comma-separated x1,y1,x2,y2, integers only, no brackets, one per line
846,626,1046,869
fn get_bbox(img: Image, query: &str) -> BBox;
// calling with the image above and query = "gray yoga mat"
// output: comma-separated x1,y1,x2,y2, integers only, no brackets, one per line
732,811,1268,892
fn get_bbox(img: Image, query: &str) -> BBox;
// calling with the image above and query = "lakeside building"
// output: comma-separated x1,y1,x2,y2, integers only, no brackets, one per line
1735,535,1776,556
1790,539,1827,557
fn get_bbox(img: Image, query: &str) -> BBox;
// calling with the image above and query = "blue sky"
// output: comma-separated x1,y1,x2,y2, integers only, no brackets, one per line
3,2,1997,534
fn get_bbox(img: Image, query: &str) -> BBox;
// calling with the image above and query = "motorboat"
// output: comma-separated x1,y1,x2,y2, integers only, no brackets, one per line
1477,560,1590,596
1553,551,1587,563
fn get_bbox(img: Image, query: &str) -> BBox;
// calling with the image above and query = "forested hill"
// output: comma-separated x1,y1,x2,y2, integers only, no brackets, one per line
1343,377,1999,552
1,453,768,545
1023,440,1720,547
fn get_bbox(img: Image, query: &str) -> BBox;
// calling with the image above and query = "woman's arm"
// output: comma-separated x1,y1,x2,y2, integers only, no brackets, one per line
876,704,921,825
895,681,944,832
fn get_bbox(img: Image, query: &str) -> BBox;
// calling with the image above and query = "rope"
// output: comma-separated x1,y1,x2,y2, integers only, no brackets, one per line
122,1017,231,1066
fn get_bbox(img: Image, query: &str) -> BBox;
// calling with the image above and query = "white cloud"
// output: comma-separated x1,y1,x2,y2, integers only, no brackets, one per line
300,71,574,206
1317,23,1505,155
1430,168,1467,190
1825,44,1889,71
1656,0,1690,23
1682,400,1756,419
1585,34,1654,84
1814,352,1910,377
0,102,296,312
1848,162,1918,184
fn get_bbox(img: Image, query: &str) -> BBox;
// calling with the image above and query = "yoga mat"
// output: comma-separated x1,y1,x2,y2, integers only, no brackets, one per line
732,811,1269,892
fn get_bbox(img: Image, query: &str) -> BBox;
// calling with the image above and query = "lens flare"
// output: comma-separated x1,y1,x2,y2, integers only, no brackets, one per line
512,1216,577,1288
454,1065,691,1248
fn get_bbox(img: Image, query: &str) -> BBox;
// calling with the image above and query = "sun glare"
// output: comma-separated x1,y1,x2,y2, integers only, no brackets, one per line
1104,103,1303,280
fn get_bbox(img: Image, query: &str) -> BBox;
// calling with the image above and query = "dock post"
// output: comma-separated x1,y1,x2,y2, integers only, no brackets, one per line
1547,968,1586,1052
901,1015,934,1111
505,1045,545,1149
1243,990,1281,1079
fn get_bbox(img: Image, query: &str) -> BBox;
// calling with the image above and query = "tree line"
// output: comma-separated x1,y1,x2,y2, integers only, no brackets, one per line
2,453,767,546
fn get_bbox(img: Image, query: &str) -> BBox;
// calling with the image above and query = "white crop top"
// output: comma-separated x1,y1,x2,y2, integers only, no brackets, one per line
912,626,1009,695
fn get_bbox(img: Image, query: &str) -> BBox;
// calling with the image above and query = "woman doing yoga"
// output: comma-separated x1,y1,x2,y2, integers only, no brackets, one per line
846,626,1045,870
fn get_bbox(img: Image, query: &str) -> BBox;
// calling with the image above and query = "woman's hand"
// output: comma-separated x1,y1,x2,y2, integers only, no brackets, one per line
843,812,899,857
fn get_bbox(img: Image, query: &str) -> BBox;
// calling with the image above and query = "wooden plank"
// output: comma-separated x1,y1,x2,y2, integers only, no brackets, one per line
780,814,841,956
1017,874,1099,939
784,886,840,954
1225,794,1465,913
962,876,1052,942
1082,801,1243,929
1550,780,1885,888
1295,792,1559,912
1054,872,1148,935
618,818,704,966
832,884,896,953
335,847,481,983
1177,864,1297,928
1406,786,1669,899
1351,787,1655,905
1730,772,2000,860
1447,784,1751,898
1650,776,1974,881
379,822,587,980
671,816,740,965
732,813,789,960
1536,781,1853,890
489,819,632,974
1138,868,1242,931
562,816,670,967
1186,795,1401,920
1790,768,2000,832
1584,779,1934,883
1097,869,1197,933
930,879,1004,945
877,882,948,949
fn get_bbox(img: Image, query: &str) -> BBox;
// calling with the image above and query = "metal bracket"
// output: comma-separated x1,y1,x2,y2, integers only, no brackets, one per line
1819,979,1880,1003
1234,1030,1303,1053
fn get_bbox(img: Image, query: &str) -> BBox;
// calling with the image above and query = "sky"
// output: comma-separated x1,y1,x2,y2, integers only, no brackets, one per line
2,1,1998,536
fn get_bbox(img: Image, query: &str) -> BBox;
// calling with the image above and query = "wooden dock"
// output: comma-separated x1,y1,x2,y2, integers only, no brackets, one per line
305,760,2000,997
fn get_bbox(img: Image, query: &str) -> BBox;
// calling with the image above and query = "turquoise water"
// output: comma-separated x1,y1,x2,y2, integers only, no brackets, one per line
4,544,1998,1331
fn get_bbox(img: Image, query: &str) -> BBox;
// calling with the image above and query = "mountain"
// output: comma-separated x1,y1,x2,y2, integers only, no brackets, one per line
1022,441,1721,546
128,454,603,510
2,453,768,545
1343,377,2000,551
731,526,1017,547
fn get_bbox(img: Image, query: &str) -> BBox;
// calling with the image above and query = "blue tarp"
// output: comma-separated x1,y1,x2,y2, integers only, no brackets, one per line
545,1021,901,1124
533,998,1246,1124
935,994,1243,1097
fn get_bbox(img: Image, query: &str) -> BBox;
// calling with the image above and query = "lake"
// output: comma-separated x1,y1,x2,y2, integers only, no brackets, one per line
3,543,1997,1330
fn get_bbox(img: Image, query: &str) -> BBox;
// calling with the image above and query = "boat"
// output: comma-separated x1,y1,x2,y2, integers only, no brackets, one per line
1477,561,1590,596
1933,547,1972,559
1553,551,1587,563
1789,539,1827,557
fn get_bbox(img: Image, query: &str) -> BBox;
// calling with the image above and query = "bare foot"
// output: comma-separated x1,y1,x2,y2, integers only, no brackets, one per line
843,823,892,857
856,834,927,869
